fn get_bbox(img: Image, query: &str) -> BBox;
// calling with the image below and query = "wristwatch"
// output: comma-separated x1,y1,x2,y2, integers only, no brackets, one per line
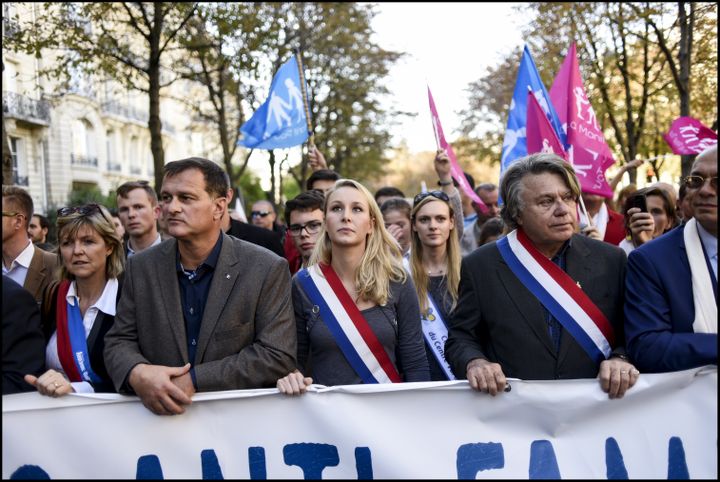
437,179,453,186
610,353,630,362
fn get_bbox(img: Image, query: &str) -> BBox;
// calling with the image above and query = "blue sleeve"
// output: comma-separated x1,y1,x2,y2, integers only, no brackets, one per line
624,249,717,373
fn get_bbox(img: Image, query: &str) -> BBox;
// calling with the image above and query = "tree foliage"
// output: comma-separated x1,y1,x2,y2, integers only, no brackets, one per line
459,2,717,181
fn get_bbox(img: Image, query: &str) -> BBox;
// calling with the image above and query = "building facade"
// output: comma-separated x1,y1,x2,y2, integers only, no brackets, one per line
2,3,218,214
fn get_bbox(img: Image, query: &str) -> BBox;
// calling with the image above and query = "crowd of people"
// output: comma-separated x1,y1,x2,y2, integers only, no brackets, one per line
2,144,716,415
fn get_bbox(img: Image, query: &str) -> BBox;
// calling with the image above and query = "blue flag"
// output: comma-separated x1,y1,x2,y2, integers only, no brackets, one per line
500,46,566,176
239,56,310,149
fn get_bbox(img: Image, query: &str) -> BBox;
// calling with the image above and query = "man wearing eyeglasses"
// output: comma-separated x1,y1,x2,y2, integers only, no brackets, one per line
625,144,717,373
2,186,57,303
284,190,324,270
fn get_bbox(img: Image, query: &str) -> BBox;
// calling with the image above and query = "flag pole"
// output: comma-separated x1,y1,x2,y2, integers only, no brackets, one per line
294,48,315,148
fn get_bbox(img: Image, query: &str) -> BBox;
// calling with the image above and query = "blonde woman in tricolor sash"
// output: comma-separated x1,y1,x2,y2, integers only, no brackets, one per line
277,179,430,393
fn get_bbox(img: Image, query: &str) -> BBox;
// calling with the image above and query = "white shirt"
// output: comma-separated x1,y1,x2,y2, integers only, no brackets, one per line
579,202,609,240
618,237,635,256
46,278,119,393
127,233,162,257
2,240,34,287
696,222,718,280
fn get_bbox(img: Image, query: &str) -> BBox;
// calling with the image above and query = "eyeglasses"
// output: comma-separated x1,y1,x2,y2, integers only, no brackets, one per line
251,211,272,218
57,204,103,217
288,220,323,237
2,211,24,218
683,175,717,190
413,190,450,205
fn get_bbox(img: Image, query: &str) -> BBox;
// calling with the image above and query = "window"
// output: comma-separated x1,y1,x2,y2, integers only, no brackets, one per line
9,137,28,186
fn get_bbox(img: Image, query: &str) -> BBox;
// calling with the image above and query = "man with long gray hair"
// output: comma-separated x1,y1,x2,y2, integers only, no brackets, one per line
446,153,638,399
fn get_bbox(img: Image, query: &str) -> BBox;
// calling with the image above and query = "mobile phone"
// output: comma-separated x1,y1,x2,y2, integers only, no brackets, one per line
627,194,647,213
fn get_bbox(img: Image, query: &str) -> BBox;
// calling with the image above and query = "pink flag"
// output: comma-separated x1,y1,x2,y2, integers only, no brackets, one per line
663,117,718,155
550,43,614,198
427,86,487,213
527,88,568,160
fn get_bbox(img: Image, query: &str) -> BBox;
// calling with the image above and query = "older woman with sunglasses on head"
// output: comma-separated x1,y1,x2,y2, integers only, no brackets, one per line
406,190,462,381
277,179,430,394
24,203,124,396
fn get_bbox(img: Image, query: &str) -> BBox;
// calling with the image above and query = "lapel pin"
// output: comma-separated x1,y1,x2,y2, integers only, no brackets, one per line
576,281,582,289
226,274,231,279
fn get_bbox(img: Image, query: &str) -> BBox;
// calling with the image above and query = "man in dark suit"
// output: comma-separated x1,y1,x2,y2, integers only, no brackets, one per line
104,158,296,415
446,153,638,399
221,187,284,258
2,186,57,303
2,276,45,394
625,145,717,372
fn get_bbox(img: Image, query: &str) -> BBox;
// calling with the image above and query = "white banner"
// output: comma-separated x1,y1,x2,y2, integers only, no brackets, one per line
3,367,716,479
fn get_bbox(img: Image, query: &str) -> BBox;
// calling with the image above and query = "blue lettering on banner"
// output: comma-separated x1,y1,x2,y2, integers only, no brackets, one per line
283,443,339,478
7,437,691,479
456,442,504,479
136,454,164,479
201,449,224,479
605,437,629,479
529,440,560,479
249,446,267,479
667,437,689,479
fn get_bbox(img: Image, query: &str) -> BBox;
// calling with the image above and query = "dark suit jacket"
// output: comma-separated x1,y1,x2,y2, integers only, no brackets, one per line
24,245,58,303
446,233,627,380
41,278,123,393
104,232,297,393
625,224,717,372
2,276,45,394
226,218,285,258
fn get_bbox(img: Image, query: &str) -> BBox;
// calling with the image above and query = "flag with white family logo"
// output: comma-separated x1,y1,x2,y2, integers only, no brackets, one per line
550,43,614,198
238,56,310,150
500,45,566,177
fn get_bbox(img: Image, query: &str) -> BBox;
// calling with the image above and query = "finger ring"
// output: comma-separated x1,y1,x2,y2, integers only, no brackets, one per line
53,382,61,388
620,370,628,375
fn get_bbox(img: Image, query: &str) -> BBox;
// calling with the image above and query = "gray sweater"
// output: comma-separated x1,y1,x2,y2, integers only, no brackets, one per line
292,273,431,386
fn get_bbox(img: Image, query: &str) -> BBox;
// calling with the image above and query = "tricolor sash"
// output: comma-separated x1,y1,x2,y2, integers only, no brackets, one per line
401,257,456,380
55,280,103,384
496,229,615,364
296,264,401,383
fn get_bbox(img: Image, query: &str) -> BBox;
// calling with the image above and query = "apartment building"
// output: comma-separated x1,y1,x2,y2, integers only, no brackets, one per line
2,3,218,214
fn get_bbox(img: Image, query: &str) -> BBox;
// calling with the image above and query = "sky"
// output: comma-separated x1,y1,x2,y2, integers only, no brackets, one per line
250,2,526,190
370,2,525,153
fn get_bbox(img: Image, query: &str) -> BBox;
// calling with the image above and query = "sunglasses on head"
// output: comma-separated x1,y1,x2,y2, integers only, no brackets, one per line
413,190,450,205
57,203,104,219
2,211,24,218
683,175,717,190
251,211,272,218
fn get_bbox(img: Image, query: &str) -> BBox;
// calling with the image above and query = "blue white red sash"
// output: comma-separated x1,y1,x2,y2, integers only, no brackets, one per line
55,280,102,384
402,258,456,380
296,264,401,384
496,229,615,364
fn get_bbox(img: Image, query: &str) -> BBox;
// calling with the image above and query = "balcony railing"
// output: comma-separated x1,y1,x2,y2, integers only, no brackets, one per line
3,91,51,124
108,161,122,172
71,153,98,167
101,100,149,124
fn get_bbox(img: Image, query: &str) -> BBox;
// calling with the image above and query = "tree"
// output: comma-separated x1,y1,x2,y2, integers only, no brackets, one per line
175,3,281,188
628,2,718,176
251,3,405,191
5,2,199,192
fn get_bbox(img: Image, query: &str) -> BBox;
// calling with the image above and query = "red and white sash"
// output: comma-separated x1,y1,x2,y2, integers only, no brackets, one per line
497,229,615,363
296,263,401,383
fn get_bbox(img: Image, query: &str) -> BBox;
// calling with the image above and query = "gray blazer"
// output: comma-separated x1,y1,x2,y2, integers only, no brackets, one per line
446,233,627,380
104,232,296,393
